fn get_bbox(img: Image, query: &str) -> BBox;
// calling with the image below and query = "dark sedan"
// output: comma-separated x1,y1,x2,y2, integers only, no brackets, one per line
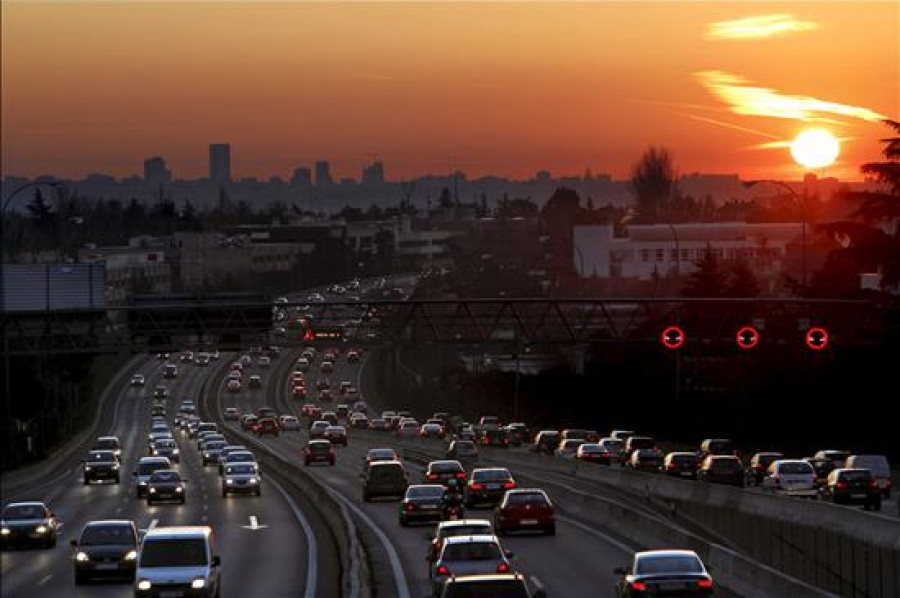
146,469,186,505
71,520,138,584
83,450,122,484
615,550,714,597
425,460,468,486
698,455,744,487
466,468,517,507
821,468,882,511
398,484,446,526
0,502,61,549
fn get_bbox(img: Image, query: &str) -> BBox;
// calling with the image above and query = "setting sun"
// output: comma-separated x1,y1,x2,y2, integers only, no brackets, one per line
790,129,840,169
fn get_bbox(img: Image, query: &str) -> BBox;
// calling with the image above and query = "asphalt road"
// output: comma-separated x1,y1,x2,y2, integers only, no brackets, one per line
1,353,317,598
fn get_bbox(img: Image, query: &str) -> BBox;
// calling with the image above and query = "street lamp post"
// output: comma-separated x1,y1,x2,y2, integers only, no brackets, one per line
744,180,809,294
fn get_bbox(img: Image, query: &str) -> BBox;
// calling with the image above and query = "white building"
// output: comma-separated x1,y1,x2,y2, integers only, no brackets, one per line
574,222,807,285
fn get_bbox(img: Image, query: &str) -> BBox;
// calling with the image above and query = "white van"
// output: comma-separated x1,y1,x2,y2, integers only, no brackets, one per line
845,455,891,498
135,526,220,597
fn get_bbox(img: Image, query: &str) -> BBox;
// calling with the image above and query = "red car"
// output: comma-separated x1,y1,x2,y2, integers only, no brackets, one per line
300,404,318,417
304,440,335,466
252,417,280,437
240,415,258,431
292,385,307,400
495,488,556,536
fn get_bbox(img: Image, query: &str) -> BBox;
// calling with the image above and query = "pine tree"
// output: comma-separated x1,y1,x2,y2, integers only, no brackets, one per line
726,259,761,297
683,245,727,297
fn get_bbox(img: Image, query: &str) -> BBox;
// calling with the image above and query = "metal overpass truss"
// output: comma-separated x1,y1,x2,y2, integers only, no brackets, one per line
1,298,887,357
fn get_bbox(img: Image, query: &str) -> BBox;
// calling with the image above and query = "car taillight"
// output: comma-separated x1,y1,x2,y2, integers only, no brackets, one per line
436,565,450,576
405,503,416,512
697,579,714,589
455,472,466,479
427,474,438,481
837,481,848,490
632,581,648,591
497,562,510,573
470,483,484,491
886,479,892,488
869,479,878,489
503,481,516,489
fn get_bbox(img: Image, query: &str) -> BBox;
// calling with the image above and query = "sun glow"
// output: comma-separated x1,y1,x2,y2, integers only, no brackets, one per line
790,129,839,169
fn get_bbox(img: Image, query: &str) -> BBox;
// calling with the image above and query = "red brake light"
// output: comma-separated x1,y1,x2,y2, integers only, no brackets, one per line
869,479,878,489
470,482,484,491
697,579,714,589
436,565,450,576
427,474,438,481
837,481,848,490
405,503,415,512
632,581,648,591
497,562,510,573
502,481,516,489
455,472,466,479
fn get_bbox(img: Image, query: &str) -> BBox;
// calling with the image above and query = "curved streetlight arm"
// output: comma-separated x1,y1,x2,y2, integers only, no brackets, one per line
2,181,65,218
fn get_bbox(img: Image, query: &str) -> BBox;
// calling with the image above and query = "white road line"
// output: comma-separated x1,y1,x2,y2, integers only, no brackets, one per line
266,474,318,598
37,575,52,586
557,515,635,553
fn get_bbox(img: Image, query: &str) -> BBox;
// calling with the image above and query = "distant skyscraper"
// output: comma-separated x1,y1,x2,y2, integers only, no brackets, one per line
362,161,385,185
315,160,333,186
143,156,172,186
291,166,312,186
209,143,232,183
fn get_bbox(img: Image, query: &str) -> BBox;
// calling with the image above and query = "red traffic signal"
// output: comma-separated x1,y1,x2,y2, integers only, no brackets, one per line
736,326,760,350
660,326,685,350
805,327,829,350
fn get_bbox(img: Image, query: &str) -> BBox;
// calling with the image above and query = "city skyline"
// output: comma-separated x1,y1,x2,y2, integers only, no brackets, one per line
2,2,896,181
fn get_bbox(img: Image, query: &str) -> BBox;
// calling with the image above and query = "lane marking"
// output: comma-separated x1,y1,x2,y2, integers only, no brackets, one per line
557,515,635,553
241,515,269,530
37,575,52,586
266,474,318,598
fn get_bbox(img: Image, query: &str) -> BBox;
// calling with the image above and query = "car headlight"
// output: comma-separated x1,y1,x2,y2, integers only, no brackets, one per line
249,477,259,484
191,578,206,589
139,481,147,486
149,487,157,493
124,550,137,561
173,449,179,455
1,528,9,535
204,452,210,458
175,486,183,493
226,479,234,485
137,579,152,590
75,551,89,562
84,466,92,471
35,525,48,534
112,464,120,470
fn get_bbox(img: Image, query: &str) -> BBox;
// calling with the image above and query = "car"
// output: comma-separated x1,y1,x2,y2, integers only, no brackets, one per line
148,430,173,448
599,438,626,464
135,526,220,598
662,452,700,478
297,357,311,370
146,469,186,505
746,452,784,486
340,381,353,395
0,502,61,549
321,361,334,374
317,378,331,391
845,455,891,498
628,449,664,472
227,379,242,393
310,420,330,439
427,519,495,564
362,460,409,502
319,389,334,402
279,415,301,431
426,460,468,486
430,535,515,596
397,419,420,438
256,406,276,419
211,350,220,360
446,440,479,463
94,435,123,459
698,455,745,487
304,440,336,466
194,421,218,439
239,354,252,367
398,484,446,526
421,423,446,439
222,462,262,497
180,351,194,363
438,573,546,598
201,441,227,466
70,520,138,584
218,450,256,476
153,386,168,400
365,448,399,468
151,403,166,417
223,407,240,421
248,374,262,388
163,364,178,379
821,468,882,510
532,430,561,455
240,414,259,431
322,411,339,425
195,353,211,366
610,429,636,442
624,436,656,460
150,439,180,463
258,356,271,367
700,438,736,460
325,425,348,446
495,488,556,535
156,352,169,361
370,418,390,432
253,417,280,437
347,350,360,363
226,370,242,382
132,457,172,498
466,468,517,507
480,428,510,447
554,438,585,459
292,385,308,400
505,423,529,446
614,549,714,597
576,443,616,464
131,373,145,387
336,404,350,418
350,414,370,429
762,459,818,498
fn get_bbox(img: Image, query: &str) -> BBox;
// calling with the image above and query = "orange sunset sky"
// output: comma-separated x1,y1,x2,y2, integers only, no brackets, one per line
2,1,897,181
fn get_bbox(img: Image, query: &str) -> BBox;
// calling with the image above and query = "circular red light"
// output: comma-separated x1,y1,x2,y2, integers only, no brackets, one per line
805,327,829,350
660,326,685,350
736,326,760,350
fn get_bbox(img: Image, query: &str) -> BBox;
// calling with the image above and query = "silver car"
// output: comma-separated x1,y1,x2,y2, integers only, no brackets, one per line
201,441,227,466
135,526,220,597
430,535,514,596
221,463,262,497
150,439,180,463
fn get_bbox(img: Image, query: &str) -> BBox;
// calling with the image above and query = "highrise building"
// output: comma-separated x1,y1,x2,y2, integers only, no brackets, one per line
291,166,312,186
362,161,385,185
315,160,333,186
143,157,172,186
209,143,232,183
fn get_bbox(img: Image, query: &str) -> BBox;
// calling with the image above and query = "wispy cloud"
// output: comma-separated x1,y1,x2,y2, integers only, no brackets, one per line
706,14,819,40
683,114,780,139
696,71,887,123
